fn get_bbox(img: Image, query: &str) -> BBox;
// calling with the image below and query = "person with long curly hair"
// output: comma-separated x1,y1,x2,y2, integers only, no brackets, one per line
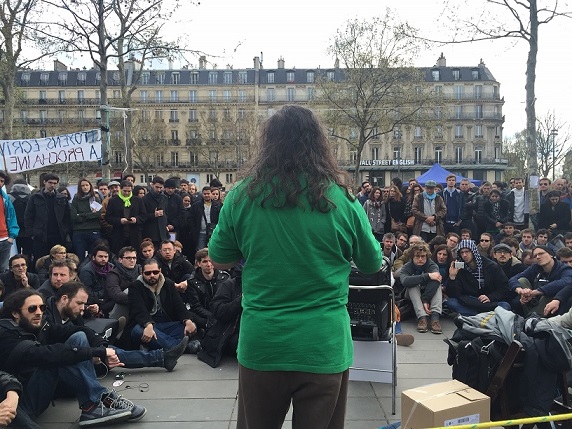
208,105,382,429
386,185,406,234
363,186,386,240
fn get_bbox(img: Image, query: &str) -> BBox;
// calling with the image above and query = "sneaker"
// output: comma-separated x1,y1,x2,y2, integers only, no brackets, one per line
395,333,415,346
431,320,442,334
115,316,127,340
164,336,189,372
103,390,147,422
79,401,131,426
417,318,428,333
186,339,202,354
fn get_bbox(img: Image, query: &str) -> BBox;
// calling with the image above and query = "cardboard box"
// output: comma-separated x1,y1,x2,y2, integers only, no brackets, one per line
402,380,490,429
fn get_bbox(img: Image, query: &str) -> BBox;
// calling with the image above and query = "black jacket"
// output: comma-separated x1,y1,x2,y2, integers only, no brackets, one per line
0,271,40,299
24,189,71,243
165,192,184,231
539,201,571,231
190,200,221,242
156,252,195,284
0,318,106,385
105,195,147,252
186,268,230,328
483,198,510,230
141,192,169,242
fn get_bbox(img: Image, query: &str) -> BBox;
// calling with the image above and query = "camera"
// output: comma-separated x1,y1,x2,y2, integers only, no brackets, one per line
454,261,465,269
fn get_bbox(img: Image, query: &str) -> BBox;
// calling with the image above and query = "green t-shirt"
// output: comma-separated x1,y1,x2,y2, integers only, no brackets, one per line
208,180,382,373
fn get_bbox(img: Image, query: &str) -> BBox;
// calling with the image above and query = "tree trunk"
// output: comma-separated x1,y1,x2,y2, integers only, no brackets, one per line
526,0,539,218
98,0,111,180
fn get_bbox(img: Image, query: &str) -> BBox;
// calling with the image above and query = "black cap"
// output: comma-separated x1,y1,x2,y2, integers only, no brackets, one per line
493,243,512,253
533,245,555,257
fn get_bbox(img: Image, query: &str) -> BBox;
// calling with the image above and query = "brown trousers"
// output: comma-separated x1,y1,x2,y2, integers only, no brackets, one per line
237,365,349,429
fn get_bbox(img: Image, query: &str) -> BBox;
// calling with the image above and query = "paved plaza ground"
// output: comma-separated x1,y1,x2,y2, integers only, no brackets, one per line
35,318,456,429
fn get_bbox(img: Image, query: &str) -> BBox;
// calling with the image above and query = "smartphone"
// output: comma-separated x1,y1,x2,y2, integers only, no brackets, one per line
454,261,464,269
103,328,113,340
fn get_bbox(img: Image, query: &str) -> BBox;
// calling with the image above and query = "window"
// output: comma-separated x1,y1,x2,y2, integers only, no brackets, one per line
209,129,216,140
190,72,199,84
114,151,123,164
170,90,178,102
189,152,198,166
455,105,463,119
39,110,47,123
189,90,197,103
372,127,379,140
414,126,422,139
474,85,482,99
223,90,231,101
238,71,247,84
95,72,101,82
206,173,214,183
171,152,179,167
286,72,295,83
21,72,30,84
58,110,66,120
326,71,335,81
475,146,483,163
432,70,440,81
58,90,65,103
77,90,85,102
472,70,479,80
350,151,357,162
493,86,499,99
393,146,401,160
156,153,164,166
455,125,464,138
188,109,197,122
39,90,47,101
209,90,217,102
475,124,483,138
155,90,162,102
238,109,245,120
414,147,422,164
58,72,68,85
169,110,179,122
495,145,501,159
226,173,233,183
95,90,100,102
306,71,314,83
140,90,148,102
112,72,120,83
155,110,163,120
434,106,442,120
455,146,463,163
349,128,357,140
209,109,217,121
40,73,49,85
112,90,120,99
188,130,199,139
307,87,315,100
452,69,460,80
140,110,148,120
238,90,246,102
77,109,85,119
20,110,27,120
223,109,231,120
435,147,443,163
171,73,180,85
371,147,380,159
287,88,295,102
434,85,442,96
455,85,463,100
208,72,218,84
223,72,232,84
435,125,443,139
156,72,165,84
40,129,47,138
267,72,275,83
141,72,150,85
475,105,483,119
265,88,275,102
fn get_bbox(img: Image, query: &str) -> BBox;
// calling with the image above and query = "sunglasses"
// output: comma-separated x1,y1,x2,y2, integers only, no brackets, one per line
23,304,46,313
143,270,160,276
480,239,490,242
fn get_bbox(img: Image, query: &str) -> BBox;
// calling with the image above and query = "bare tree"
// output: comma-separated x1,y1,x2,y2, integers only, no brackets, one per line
536,111,570,179
502,131,528,180
316,11,436,183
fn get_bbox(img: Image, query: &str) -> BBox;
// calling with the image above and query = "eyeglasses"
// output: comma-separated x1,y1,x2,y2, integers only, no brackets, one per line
480,239,490,242
143,270,160,275
121,256,137,260
11,264,27,269
22,304,46,313
46,181,58,185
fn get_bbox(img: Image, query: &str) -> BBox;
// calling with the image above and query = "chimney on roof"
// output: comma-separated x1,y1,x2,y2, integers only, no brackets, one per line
277,57,285,69
436,53,446,67
334,58,340,69
478,58,486,68
53,60,67,71
198,56,207,70
253,56,261,71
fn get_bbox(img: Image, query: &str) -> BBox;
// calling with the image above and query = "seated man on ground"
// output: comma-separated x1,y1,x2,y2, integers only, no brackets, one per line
0,289,145,426
0,370,24,428
399,242,443,334
45,282,188,373
381,233,402,266
445,239,511,316
557,247,572,267
38,259,76,299
79,244,114,317
155,240,195,298
125,258,201,354
0,254,39,299
509,245,572,317
104,246,141,319
492,243,527,279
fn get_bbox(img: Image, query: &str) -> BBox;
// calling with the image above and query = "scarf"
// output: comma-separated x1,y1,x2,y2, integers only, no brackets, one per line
456,239,484,289
118,192,132,208
93,261,112,277
423,190,437,201
491,200,500,221
114,261,141,281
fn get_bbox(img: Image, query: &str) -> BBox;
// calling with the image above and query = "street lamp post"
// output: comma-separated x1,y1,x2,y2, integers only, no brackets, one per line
551,129,558,181
395,128,402,180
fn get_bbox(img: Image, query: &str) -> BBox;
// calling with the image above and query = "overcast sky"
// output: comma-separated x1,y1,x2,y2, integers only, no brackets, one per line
165,0,571,140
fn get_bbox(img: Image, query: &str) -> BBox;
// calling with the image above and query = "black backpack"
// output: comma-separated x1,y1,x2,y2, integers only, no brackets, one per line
10,194,29,234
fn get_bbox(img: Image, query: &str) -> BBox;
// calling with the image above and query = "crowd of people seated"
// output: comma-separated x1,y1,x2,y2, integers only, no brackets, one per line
356,174,572,336
0,171,241,427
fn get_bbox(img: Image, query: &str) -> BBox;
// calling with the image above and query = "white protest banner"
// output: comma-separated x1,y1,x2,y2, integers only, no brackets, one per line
0,129,102,173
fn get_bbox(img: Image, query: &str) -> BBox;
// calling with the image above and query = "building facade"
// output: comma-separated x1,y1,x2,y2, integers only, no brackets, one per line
3,54,506,188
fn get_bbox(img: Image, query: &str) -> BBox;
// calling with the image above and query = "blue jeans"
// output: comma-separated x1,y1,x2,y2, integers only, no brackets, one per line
0,239,12,272
112,346,163,368
446,296,511,316
20,332,108,419
72,230,101,261
131,321,185,351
